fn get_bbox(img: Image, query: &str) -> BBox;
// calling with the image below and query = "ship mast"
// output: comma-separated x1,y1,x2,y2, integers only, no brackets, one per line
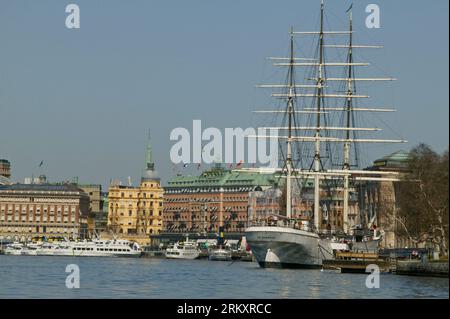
313,0,325,231
343,8,353,234
241,1,407,236
286,27,295,219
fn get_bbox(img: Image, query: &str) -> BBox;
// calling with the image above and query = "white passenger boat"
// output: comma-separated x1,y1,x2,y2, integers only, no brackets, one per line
37,239,142,257
165,237,200,260
2,239,142,257
36,242,59,256
208,247,232,261
21,242,41,256
4,242,24,255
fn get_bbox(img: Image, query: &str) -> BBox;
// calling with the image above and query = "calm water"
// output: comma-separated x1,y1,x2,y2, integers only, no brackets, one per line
0,255,448,299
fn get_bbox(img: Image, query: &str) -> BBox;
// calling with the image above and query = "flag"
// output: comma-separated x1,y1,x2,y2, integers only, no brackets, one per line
346,3,353,13
38,161,44,168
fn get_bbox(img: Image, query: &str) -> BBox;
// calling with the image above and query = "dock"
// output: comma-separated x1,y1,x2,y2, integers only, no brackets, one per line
323,252,390,273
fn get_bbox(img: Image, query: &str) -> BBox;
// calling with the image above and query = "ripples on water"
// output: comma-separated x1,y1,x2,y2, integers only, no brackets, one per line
0,256,448,299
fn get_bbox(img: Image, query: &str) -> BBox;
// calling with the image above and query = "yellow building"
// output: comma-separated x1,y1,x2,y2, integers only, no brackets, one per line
107,134,163,238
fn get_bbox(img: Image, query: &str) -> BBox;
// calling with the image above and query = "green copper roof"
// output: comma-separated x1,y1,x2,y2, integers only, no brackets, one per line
373,150,410,169
165,165,280,189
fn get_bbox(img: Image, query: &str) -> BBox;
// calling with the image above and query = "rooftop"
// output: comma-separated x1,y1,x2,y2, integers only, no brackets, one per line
165,165,280,190
372,150,410,170
0,183,86,193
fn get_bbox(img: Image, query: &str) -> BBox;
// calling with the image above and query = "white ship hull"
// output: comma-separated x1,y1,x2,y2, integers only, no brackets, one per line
208,248,232,261
2,240,142,257
165,250,199,260
165,237,200,260
245,226,334,268
21,249,38,256
4,248,23,255
48,249,142,258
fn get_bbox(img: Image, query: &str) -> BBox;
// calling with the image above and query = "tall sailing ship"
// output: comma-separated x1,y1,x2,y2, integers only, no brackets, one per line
242,1,407,268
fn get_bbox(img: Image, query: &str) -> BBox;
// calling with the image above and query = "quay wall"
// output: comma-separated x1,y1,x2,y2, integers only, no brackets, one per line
396,260,448,278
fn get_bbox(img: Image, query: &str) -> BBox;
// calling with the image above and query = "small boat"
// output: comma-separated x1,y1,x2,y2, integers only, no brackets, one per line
4,242,24,255
21,242,41,255
165,236,200,260
36,242,59,256
209,246,232,261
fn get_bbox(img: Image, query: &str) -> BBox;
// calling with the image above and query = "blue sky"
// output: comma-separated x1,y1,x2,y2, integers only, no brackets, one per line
0,0,448,188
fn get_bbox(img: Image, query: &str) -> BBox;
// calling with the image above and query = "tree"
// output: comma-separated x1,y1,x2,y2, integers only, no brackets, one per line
396,144,449,257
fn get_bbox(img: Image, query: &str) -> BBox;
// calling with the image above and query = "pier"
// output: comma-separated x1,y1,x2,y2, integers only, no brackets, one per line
323,252,390,273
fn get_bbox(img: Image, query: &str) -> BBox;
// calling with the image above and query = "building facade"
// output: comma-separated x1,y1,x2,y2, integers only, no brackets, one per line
0,159,11,185
357,150,410,248
162,164,278,235
0,184,90,241
77,184,104,235
107,135,163,237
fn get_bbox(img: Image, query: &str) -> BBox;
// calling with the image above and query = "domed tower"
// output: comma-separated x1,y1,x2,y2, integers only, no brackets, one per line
141,130,160,184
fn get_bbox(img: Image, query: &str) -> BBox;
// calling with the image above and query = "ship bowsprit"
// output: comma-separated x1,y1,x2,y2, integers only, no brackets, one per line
245,226,334,269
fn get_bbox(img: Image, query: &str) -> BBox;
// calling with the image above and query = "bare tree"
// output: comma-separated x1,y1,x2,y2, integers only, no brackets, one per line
397,144,449,256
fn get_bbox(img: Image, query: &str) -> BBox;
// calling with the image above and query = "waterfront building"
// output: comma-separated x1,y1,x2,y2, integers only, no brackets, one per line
0,184,90,241
76,184,104,235
94,191,109,233
0,159,11,179
162,164,278,236
357,150,410,248
161,163,359,242
107,135,163,238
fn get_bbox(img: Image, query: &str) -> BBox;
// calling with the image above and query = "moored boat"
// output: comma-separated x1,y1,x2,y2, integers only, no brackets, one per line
165,236,200,260
242,0,405,269
3,242,24,255
208,246,232,261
